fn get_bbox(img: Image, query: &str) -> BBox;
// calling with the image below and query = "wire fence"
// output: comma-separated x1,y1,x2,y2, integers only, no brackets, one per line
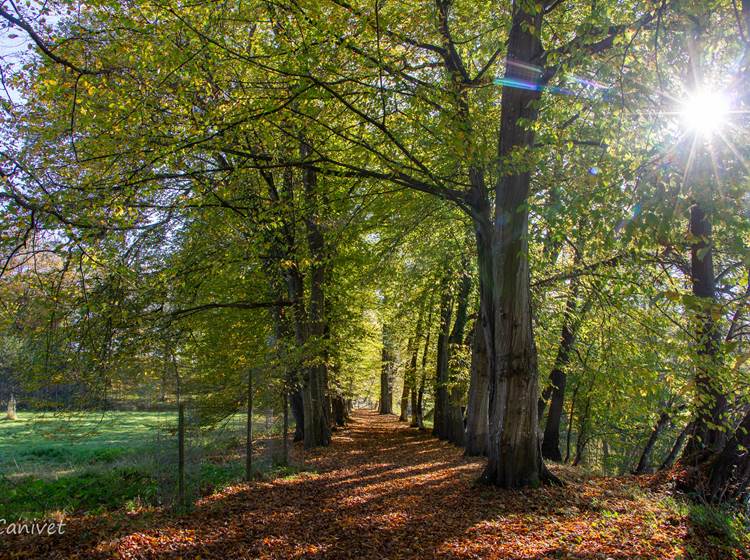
149,402,303,510
0,401,304,518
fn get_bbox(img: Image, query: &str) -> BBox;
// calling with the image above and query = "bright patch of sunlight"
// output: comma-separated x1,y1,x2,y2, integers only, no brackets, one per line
679,89,730,137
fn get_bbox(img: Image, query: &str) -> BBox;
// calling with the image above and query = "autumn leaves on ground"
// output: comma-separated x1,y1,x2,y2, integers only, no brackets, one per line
1,410,737,560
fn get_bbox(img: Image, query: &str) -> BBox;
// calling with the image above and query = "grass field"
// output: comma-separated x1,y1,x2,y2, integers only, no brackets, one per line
0,411,294,519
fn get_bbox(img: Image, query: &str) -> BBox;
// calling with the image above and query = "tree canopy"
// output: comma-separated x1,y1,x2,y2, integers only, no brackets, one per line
1,0,750,505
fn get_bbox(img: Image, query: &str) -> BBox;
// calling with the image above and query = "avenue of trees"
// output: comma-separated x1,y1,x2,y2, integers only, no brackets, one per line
1,0,749,505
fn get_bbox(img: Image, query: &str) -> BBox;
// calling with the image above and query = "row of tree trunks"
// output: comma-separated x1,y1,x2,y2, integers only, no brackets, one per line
399,342,411,423
379,322,396,415
257,139,334,449
414,294,434,428
403,302,426,424
443,270,472,446
432,276,454,438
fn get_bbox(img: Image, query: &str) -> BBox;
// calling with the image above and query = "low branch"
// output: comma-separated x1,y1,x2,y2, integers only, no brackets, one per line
532,254,624,288
171,300,294,319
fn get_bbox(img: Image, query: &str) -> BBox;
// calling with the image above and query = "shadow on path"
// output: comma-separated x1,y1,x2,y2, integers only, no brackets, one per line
7,410,694,559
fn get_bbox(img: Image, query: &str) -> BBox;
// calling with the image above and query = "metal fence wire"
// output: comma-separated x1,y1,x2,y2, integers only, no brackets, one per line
148,403,302,511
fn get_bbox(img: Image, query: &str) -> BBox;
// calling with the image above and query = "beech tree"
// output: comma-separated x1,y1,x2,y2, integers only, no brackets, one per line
1,0,750,501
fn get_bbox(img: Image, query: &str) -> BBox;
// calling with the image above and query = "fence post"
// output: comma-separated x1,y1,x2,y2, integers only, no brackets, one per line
178,402,186,507
6,394,16,420
283,389,289,466
246,368,253,481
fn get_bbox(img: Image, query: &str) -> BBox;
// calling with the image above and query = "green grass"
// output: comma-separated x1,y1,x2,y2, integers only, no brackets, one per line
0,411,172,479
0,411,294,519
688,503,750,551
660,495,750,557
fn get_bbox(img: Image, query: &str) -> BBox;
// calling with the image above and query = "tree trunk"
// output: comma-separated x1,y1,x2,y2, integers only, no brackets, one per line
282,389,289,465
634,410,671,474
540,280,591,461
415,300,433,429
565,384,578,464
573,395,592,467
289,387,304,442
481,3,546,488
246,369,254,481
445,269,471,446
433,277,453,438
399,372,410,421
541,365,567,462
332,393,347,427
682,202,726,461
464,319,489,456
660,421,692,470
416,373,426,428
301,140,331,449
602,439,610,475
400,337,415,422
379,322,396,415
405,302,427,425
704,408,750,502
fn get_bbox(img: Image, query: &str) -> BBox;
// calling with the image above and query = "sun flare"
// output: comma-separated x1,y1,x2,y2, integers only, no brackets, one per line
679,89,731,137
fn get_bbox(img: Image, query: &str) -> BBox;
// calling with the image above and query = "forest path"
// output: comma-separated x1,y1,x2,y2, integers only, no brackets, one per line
14,410,691,559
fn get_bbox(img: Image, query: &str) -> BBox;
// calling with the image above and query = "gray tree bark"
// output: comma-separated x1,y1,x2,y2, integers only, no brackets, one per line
464,320,489,456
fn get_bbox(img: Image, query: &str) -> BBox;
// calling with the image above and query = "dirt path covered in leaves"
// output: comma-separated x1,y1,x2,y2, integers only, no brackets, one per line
4,410,723,559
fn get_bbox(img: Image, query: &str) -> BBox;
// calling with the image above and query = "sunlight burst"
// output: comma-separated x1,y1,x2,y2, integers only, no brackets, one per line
679,89,731,137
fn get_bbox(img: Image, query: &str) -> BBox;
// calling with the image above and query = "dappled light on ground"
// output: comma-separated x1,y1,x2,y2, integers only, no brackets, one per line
3,411,722,559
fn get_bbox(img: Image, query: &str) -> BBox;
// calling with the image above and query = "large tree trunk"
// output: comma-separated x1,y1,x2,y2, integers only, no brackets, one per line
465,175,492,456
301,140,331,448
634,410,671,474
481,3,546,488
464,319,489,456
682,202,726,461
262,163,308,444
433,277,453,438
704,408,750,502
677,4,750,502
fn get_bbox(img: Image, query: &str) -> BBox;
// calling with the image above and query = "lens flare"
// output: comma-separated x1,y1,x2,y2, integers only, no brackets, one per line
679,89,730,137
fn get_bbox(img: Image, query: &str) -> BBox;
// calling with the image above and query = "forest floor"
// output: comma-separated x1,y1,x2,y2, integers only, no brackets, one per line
2,410,745,559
